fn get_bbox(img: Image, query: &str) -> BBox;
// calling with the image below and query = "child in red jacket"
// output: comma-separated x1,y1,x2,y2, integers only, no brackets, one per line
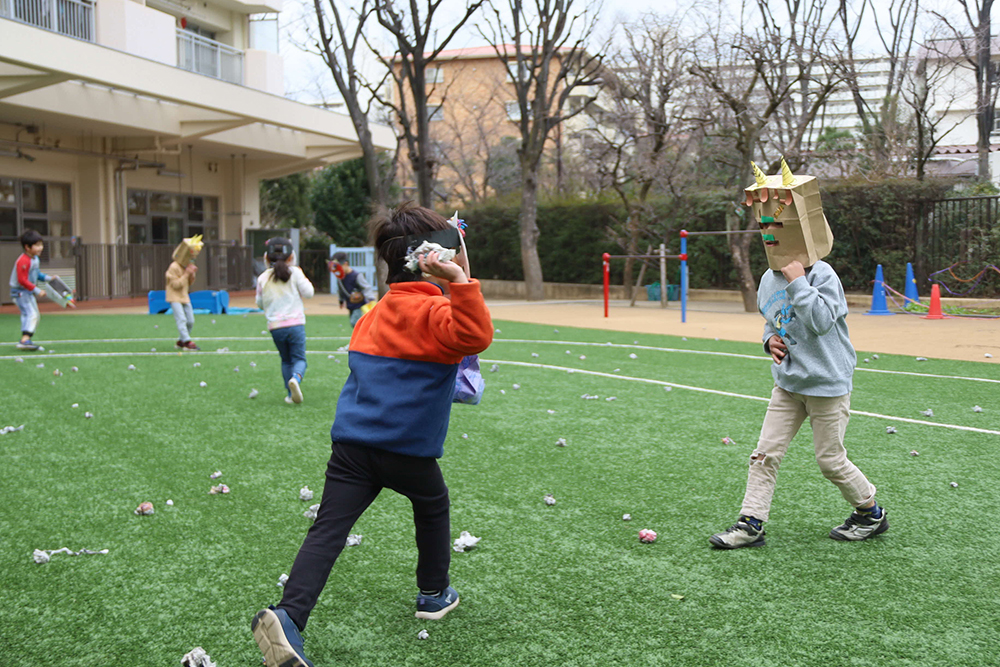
252,202,493,667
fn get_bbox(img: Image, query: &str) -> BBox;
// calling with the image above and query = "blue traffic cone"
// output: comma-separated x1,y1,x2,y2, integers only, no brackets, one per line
904,262,919,305
866,264,894,315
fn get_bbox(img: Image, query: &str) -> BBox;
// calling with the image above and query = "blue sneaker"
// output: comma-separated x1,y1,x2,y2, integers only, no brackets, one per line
251,606,314,667
415,586,460,620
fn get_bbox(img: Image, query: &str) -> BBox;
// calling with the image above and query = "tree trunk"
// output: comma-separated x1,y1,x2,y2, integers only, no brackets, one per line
727,209,758,312
519,167,545,301
358,126,386,205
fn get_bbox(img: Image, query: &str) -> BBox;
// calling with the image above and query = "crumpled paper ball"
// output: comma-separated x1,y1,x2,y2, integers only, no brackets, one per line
555,438,567,447
180,647,217,667
127,364,136,371
277,573,289,588
512,384,521,390
85,412,94,419
32,549,50,564
250,361,257,368
134,502,154,516
910,451,919,456
546,409,556,414
722,437,735,445
199,381,208,388
453,530,480,552
248,389,259,399
639,529,657,543
916,357,928,362
972,405,983,413
346,534,362,547
300,486,314,501
605,396,617,402
544,494,556,506
885,426,897,434
622,514,631,521
417,629,429,640
531,353,539,358
0,425,25,435
304,504,320,521
950,482,959,488
193,362,201,368
921,408,934,417
166,499,174,506
404,241,456,272
210,471,223,479
209,484,230,494
490,364,499,373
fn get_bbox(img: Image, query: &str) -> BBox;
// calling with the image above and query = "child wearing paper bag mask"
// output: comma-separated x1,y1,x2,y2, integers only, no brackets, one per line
709,159,889,549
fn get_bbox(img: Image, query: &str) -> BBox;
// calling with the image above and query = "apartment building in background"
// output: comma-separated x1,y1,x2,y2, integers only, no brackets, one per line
0,0,393,301
390,45,610,205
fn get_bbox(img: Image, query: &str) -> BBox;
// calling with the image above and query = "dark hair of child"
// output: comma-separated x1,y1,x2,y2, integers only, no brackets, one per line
20,229,43,250
368,200,450,283
265,237,293,283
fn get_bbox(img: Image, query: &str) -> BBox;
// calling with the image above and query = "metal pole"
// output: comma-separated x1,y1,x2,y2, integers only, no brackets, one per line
602,252,610,318
680,231,688,323
659,243,667,309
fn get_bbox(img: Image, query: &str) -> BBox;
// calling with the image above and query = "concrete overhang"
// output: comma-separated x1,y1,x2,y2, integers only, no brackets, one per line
0,19,394,170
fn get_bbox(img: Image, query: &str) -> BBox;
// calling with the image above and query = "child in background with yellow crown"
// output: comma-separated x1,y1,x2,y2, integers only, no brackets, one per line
165,235,203,351
709,160,888,549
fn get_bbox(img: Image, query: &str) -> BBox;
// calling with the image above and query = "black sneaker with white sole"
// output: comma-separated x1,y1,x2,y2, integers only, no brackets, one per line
829,508,889,541
709,520,766,549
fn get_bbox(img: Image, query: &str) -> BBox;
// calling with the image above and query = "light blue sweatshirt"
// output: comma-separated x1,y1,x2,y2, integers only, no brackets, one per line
757,260,856,397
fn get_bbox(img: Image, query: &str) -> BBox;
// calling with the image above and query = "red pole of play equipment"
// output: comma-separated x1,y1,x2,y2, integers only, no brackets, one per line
602,253,610,318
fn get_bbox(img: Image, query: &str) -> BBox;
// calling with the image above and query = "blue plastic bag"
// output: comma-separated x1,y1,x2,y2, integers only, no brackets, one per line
453,354,485,404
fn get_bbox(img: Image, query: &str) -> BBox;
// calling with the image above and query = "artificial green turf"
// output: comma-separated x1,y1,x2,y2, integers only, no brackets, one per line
1,313,998,666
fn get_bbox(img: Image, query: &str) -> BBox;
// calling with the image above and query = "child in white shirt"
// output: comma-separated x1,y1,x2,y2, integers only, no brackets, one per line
256,237,315,404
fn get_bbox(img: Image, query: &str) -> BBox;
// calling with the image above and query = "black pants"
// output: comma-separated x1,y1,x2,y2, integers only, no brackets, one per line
278,441,451,631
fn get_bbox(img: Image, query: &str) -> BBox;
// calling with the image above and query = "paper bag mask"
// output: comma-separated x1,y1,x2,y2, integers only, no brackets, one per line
172,235,204,267
744,159,833,270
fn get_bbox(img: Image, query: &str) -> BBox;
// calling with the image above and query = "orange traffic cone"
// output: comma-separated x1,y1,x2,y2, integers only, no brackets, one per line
922,284,946,320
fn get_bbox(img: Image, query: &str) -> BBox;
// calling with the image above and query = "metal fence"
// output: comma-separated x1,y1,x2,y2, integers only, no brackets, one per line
299,249,331,294
911,195,1000,288
176,30,243,85
0,0,95,41
74,243,255,301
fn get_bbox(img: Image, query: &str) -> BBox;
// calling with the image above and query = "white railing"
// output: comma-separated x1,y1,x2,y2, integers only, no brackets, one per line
176,30,244,85
0,0,95,41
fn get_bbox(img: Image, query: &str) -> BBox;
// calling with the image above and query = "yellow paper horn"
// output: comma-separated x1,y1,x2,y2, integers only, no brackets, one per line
781,158,795,187
751,162,767,187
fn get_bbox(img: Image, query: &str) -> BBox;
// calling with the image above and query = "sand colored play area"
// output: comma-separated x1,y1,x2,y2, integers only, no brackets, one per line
6,291,996,363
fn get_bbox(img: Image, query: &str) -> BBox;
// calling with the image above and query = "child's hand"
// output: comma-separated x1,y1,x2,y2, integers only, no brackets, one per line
767,335,787,365
37,289,46,298
780,260,805,282
418,251,469,284
185,263,198,274
67,301,77,309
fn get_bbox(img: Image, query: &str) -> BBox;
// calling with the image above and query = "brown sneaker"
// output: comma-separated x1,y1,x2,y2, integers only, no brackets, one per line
182,341,200,351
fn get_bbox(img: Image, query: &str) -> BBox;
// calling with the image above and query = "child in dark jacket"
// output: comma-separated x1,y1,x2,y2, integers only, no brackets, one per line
252,201,493,667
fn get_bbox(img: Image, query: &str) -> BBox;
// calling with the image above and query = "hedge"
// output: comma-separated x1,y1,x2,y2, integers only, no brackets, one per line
462,179,956,293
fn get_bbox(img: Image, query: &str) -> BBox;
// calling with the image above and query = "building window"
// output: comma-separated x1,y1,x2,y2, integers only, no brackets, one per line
127,190,219,245
0,178,73,267
426,104,444,123
505,101,522,121
426,67,444,84
506,61,528,83
992,111,1000,135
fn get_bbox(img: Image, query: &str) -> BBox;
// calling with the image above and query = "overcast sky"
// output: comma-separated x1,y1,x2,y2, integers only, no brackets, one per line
276,0,978,104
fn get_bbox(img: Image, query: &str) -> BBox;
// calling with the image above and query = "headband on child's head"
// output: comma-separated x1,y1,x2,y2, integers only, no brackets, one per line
265,237,293,256
403,227,461,251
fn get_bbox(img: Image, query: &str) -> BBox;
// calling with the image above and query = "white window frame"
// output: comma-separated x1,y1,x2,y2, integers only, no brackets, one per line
505,101,522,122
426,67,444,84
426,104,444,123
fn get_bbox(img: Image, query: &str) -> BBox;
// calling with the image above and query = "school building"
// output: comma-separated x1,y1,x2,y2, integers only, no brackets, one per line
0,0,393,303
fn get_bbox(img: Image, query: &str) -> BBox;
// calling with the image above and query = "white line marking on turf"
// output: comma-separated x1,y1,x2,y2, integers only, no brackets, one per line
0,336,350,346
480,359,1000,436
491,338,1000,385
0,350,347,360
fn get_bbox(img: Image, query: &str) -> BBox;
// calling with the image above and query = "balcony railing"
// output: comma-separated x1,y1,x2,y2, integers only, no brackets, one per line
176,30,243,85
0,0,95,41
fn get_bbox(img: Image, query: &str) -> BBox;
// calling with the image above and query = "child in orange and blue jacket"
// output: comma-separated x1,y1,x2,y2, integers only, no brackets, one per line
251,201,493,667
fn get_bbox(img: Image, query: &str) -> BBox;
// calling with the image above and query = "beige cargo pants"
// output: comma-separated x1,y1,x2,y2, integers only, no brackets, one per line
741,386,876,522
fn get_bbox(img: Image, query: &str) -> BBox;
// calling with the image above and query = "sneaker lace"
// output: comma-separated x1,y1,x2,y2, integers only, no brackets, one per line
727,522,755,535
